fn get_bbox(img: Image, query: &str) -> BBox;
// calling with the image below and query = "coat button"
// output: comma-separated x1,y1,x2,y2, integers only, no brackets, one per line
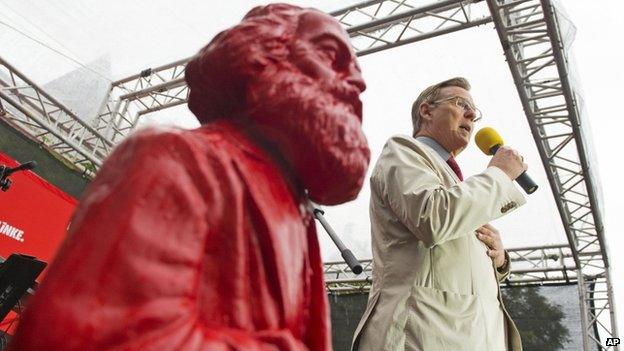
501,202,517,213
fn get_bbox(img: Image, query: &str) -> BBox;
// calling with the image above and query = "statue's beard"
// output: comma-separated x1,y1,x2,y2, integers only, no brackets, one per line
247,69,370,205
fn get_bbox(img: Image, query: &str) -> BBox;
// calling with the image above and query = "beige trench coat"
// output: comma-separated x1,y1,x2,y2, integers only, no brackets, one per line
352,135,525,351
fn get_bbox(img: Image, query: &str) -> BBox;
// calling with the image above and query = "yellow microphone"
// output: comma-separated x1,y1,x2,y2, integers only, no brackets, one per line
475,127,538,194
475,127,504,155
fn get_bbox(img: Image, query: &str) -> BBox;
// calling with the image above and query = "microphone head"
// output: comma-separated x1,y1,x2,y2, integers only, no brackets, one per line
14,161,36,171
475,127,504,155
21,161,37,170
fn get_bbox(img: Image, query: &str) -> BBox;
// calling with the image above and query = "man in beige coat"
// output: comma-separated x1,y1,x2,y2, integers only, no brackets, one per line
352,77,528,351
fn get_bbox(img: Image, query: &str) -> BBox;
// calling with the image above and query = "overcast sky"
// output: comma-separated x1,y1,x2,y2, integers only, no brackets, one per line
1,0,622,340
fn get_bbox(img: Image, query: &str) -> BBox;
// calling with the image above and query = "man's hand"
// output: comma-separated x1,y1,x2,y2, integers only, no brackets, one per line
488,146,527,180
476,223,506,268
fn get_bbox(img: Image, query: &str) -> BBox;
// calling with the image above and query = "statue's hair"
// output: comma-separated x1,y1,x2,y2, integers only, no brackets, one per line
185,4,304,124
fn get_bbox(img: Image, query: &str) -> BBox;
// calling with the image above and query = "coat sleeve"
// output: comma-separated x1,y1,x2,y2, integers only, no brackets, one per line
495,250,511,282
375,136,526,248
11,128,310,351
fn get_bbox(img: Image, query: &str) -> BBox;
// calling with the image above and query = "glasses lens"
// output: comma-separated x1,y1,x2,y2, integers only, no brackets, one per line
456,98,481,122
473,108,482,122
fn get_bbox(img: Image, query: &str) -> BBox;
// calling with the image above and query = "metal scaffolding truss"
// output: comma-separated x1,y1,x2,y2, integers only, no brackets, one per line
93,57,190,145
331,0,492,55
325,244,575,292
0,0,617,349
0,57,113,176
487,0,617,348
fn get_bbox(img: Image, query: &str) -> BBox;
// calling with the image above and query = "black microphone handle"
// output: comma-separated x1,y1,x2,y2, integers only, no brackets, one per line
516,171,538,194
489,145,538,195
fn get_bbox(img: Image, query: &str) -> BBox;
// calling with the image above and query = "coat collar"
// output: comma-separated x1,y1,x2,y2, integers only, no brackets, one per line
415,136,451,162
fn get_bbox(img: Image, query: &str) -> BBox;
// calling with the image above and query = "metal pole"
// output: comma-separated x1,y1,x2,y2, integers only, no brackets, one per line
312,208,363,275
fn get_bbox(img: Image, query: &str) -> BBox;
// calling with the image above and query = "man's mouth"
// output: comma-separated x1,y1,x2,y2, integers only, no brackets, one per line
459,125,471,133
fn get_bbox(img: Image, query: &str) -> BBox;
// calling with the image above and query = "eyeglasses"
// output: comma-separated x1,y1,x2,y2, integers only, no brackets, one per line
429,96,482,122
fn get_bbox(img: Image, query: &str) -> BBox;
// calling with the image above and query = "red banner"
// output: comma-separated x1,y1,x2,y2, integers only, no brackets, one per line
0,152,77,332
0,152,77,276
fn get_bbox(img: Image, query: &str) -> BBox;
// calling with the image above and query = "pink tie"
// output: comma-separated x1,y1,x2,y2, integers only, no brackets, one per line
446,156,464,181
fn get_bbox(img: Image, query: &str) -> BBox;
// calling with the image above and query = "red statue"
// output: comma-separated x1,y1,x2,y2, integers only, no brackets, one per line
11,3,369,350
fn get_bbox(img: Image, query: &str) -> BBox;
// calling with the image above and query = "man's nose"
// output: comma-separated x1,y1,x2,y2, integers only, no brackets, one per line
464,108,476,121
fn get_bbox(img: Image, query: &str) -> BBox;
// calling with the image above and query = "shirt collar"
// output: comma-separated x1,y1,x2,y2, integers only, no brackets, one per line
415,136,451,161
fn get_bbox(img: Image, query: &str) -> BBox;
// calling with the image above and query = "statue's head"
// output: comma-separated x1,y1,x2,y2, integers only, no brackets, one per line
185,4,370,205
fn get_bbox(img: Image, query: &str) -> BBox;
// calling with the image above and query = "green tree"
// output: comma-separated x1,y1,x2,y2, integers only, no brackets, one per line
502,287,570,351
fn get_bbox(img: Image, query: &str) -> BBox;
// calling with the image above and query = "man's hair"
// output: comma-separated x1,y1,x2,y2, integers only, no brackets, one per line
185,4,304,124
410,77,471,136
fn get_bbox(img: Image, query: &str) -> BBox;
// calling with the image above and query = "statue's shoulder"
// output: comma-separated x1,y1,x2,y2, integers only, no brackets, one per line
116,122,272,172
123,125,190,145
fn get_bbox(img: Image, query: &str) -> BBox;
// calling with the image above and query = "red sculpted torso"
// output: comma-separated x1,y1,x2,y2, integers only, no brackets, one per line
12,122,330,350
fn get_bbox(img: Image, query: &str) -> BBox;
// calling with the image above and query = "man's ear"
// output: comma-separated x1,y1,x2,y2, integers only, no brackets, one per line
419,102,432,123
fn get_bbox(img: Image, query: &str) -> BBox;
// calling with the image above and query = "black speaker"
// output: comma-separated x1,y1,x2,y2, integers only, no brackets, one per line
0,254,46,321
